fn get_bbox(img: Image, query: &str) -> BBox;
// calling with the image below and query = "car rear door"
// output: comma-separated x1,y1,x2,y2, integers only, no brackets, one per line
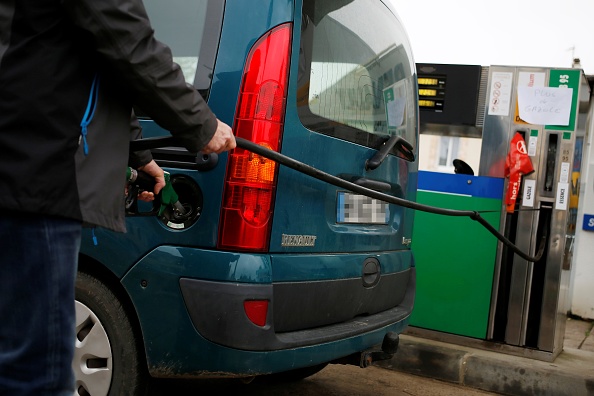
270,0,418,254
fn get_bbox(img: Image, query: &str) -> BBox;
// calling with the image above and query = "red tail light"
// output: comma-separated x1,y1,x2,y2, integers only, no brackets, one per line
218,23,292,251
243,300,269,327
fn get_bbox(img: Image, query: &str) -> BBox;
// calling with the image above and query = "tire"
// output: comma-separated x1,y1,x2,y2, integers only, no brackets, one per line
73,272,147,396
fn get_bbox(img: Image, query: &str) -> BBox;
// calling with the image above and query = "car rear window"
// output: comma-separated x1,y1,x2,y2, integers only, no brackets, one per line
297,0,417,159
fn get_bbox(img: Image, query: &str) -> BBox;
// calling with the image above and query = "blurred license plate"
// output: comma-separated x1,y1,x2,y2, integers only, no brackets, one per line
336,192,389,224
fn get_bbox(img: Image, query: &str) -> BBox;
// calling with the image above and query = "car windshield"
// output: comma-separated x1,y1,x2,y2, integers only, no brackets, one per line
297,0,417,159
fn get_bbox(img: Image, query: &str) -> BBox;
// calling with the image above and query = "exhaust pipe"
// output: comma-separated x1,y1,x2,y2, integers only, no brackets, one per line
333,332,399,368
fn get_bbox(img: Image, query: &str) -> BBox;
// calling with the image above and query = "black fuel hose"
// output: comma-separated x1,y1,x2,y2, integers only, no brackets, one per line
235,137,546,263
129,135,546,262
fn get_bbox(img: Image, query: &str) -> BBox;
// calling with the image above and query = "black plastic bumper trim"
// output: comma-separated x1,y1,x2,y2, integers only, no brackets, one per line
180,267,415,351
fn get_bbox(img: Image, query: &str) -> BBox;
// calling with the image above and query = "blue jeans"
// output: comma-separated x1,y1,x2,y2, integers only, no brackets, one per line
0,213,81,396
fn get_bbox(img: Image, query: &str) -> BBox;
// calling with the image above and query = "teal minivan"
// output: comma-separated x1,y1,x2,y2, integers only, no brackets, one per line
74,0,418,394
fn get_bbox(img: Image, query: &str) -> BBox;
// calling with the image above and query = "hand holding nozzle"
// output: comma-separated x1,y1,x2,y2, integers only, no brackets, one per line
137,159,166,199
126,166,187,218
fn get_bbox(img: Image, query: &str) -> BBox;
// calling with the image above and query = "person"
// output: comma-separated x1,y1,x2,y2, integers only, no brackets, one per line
0,1,235,394
129,112,167,202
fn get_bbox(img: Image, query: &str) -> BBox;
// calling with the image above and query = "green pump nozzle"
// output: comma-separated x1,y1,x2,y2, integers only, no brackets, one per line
158,171,185,216
126,167,187,217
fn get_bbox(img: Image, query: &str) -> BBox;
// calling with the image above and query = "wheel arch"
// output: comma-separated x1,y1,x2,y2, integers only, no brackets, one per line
77,254,150,373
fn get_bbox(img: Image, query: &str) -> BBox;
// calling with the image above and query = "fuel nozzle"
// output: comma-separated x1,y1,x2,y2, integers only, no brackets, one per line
158,172,187,217
125,167,189,219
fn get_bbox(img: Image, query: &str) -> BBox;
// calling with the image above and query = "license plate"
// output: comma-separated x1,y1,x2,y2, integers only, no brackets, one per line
336,192,389,224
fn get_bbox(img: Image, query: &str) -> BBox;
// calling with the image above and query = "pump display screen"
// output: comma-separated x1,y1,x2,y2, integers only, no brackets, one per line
417,74,446,112
415,64,483,127
418,77,439,86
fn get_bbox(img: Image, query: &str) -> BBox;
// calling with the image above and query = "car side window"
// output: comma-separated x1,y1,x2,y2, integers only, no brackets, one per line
142,0,224,96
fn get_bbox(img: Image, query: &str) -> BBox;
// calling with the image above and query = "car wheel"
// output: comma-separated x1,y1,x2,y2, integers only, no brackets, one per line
74,272,147,396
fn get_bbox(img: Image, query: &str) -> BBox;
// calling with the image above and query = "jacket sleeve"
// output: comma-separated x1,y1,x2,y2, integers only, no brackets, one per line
128,112,153,169
61,0,218,153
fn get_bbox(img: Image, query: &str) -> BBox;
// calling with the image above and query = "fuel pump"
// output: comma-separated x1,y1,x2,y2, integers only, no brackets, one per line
401,63,590,362
479,66,590,359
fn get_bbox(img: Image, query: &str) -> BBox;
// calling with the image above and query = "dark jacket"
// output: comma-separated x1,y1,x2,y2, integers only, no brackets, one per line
0,0,217,232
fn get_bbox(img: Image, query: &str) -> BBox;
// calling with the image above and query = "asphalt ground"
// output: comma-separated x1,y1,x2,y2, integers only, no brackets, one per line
379,317,594,395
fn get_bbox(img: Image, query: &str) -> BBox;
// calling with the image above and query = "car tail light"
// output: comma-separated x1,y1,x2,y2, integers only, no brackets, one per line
218,23,292,251
243,300,269,327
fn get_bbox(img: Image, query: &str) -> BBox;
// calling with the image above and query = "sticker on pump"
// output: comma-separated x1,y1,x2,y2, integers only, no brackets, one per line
560,162,570,183
528,130,538,157
515,72,546,125
488,72,513,116
522,179,536,208
555,182,569,210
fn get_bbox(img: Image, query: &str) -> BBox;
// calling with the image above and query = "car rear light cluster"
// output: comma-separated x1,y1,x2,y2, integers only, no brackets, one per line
218,23,292,251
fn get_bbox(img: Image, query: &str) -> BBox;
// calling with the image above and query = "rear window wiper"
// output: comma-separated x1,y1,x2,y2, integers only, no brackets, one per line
365,135,415,170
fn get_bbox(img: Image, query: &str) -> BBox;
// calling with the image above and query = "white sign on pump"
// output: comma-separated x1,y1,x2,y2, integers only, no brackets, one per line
556,182,569,210
522,179,536,208
488,72,513,116
517,86,573,126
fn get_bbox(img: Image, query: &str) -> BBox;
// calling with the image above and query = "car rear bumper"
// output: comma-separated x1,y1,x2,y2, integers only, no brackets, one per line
180,266,415,351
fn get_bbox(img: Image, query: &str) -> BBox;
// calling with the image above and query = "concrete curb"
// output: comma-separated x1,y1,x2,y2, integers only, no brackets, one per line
377,335,594,395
